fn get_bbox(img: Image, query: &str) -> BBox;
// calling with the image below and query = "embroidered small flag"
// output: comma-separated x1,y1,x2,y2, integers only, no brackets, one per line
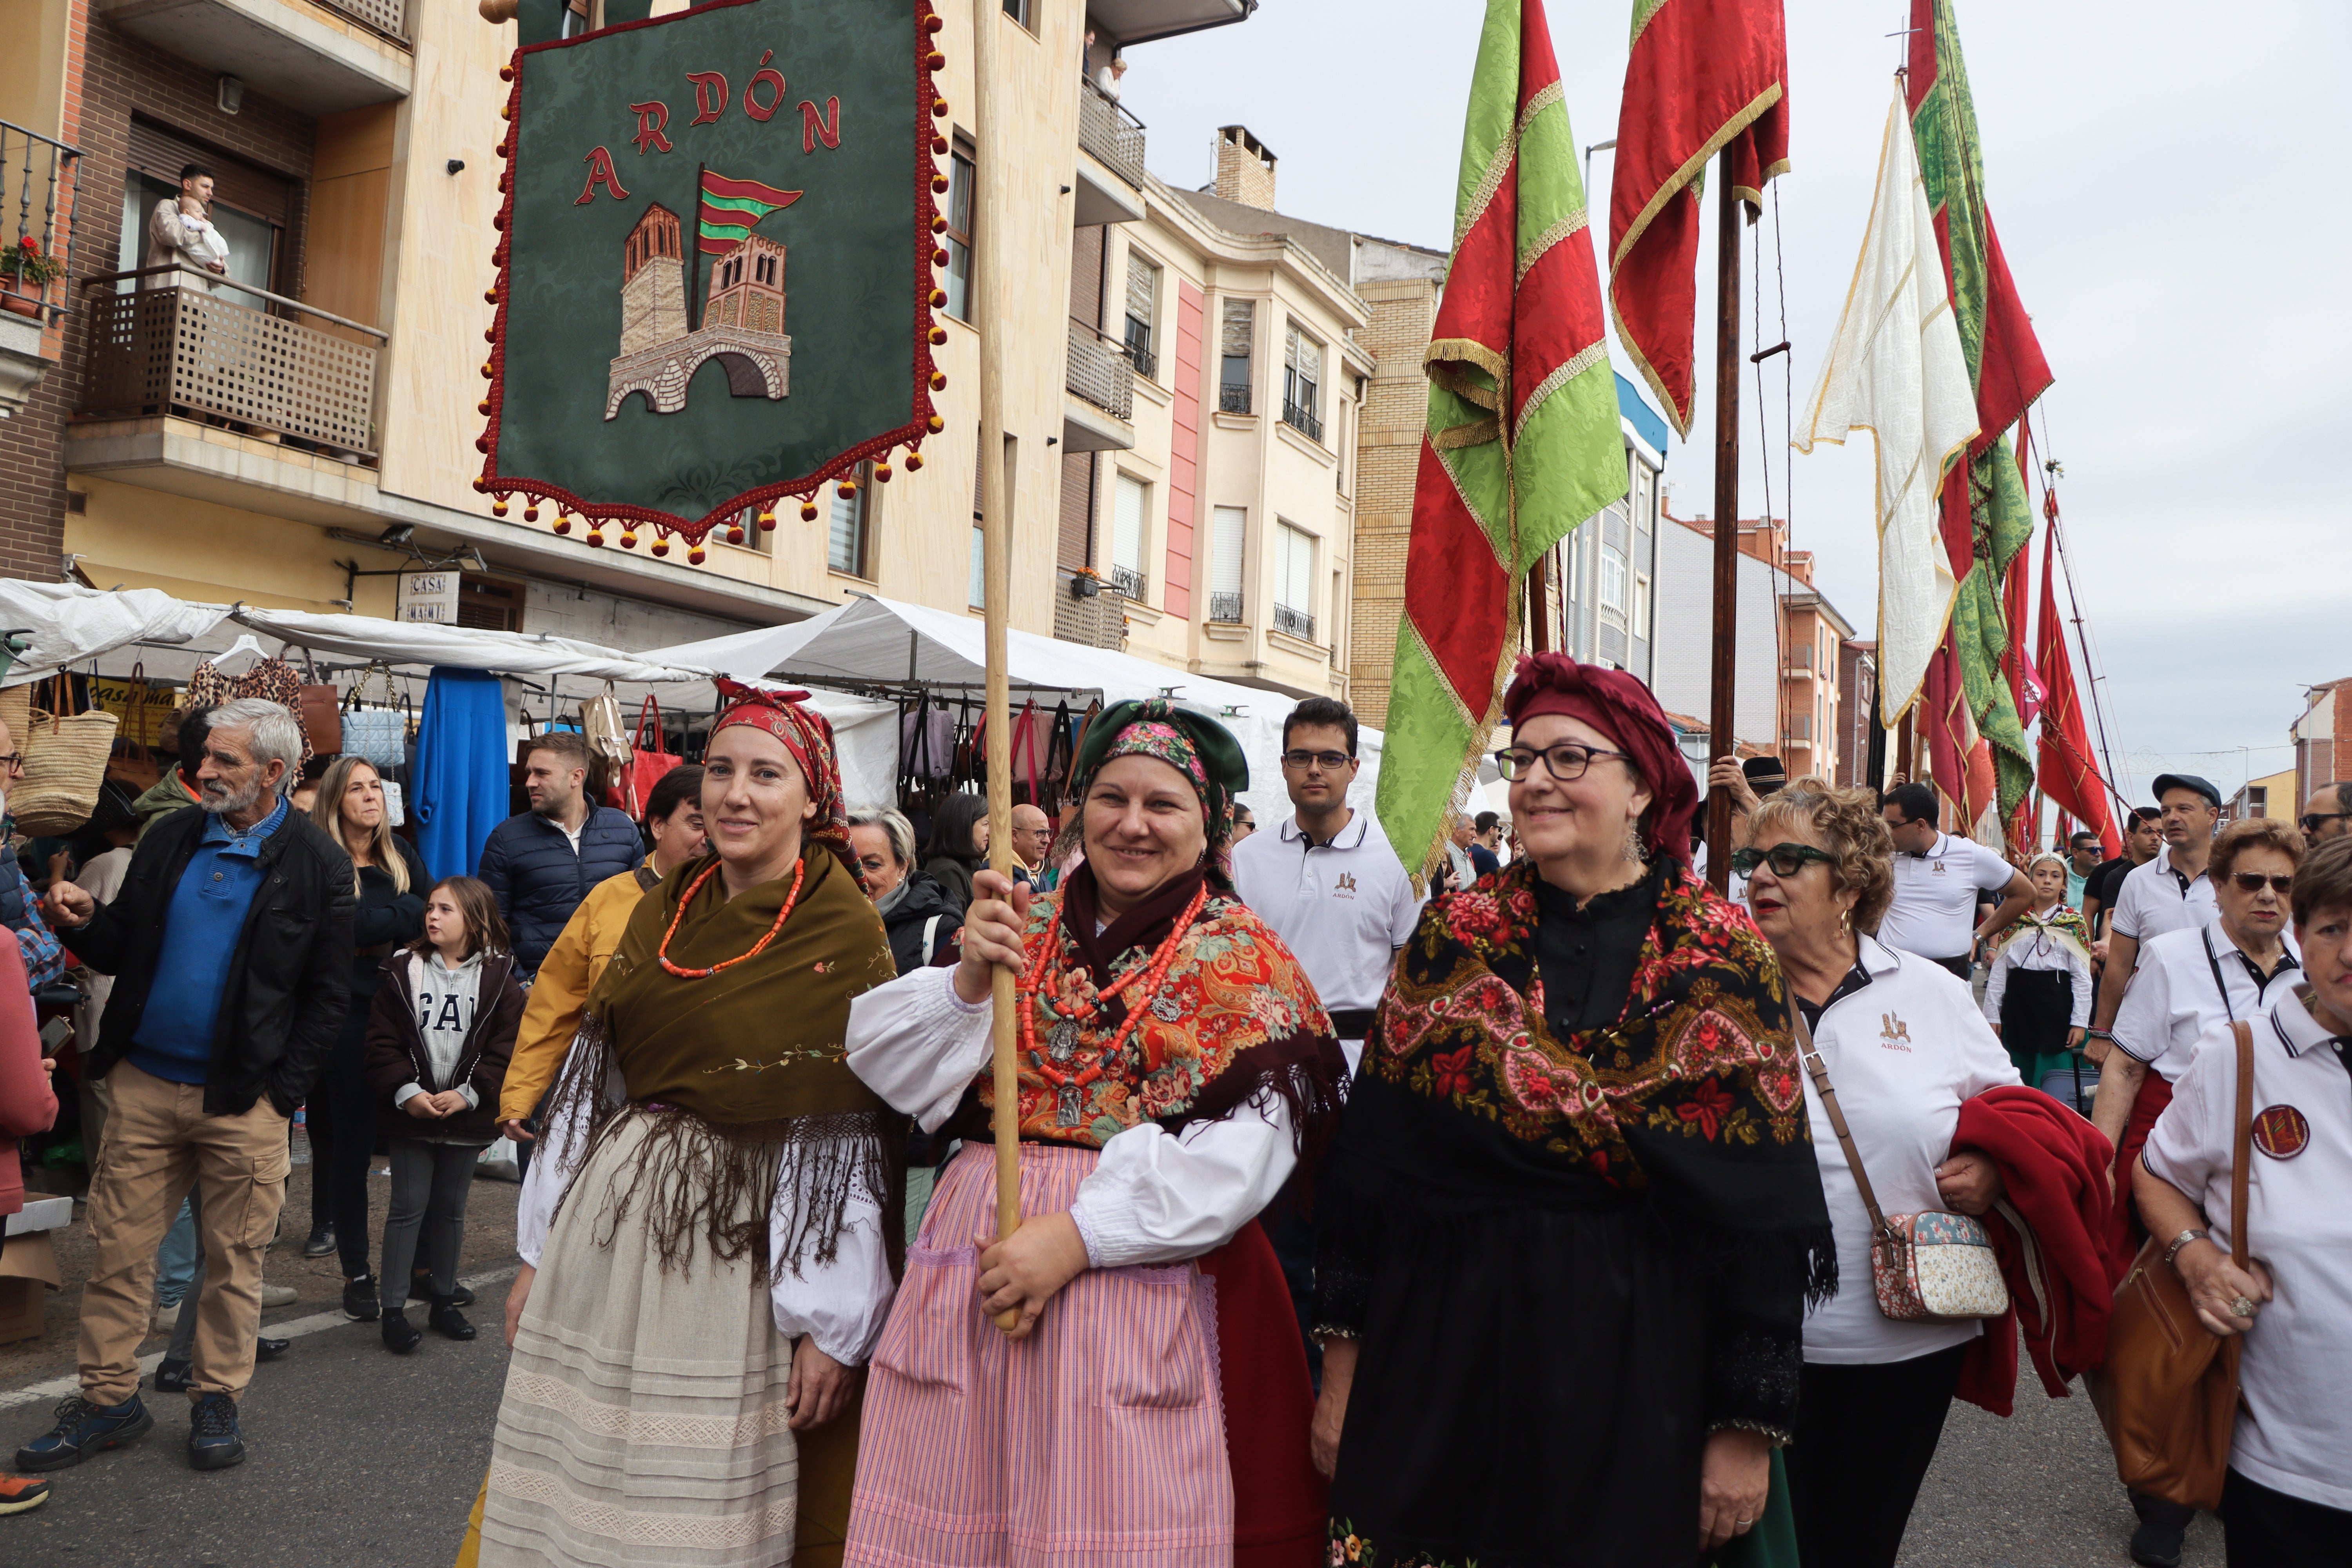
698,170,801,254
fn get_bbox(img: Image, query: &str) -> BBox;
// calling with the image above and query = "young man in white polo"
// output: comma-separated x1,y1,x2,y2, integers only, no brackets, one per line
1230,697,1422,1075
2088,773,2223,1057
1874,782,2036,980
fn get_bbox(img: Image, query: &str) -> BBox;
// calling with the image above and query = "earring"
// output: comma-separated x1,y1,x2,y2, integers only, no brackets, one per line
1838,908,1851,935
1624,822,1648,865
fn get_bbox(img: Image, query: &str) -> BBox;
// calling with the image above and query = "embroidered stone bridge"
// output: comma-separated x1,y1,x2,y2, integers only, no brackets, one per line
604,325,792,419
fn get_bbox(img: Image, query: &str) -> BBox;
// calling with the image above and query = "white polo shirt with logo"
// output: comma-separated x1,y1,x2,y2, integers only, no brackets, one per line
2141,985,2352,1511
2109,844,2220,946
2111,918,2302,1083
1798,936,2021,1364
1230,808,1423,1072
1875,832,2016,964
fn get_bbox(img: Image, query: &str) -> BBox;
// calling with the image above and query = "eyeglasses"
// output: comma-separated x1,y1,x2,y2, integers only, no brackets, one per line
1730,842,1838,878
1281,749,1352,771
0,752,22,771
2300,813,2347,834
2229,871,2294,895
1493,743,1636,783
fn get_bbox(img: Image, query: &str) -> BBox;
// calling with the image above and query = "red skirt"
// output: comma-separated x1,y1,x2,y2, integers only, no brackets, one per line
1200,1220,1329,1568
2103,1070,2175,1281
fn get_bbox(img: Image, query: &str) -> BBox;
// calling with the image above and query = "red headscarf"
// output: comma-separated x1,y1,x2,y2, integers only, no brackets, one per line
1501,652,1698,861
709,680,863,889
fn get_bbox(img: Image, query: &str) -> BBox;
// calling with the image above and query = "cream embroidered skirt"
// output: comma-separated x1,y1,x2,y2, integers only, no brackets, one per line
480,1110,801,1568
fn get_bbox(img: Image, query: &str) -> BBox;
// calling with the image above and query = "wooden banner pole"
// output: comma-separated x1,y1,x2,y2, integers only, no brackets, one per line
971,0,1022,1331
1704,148,1741,892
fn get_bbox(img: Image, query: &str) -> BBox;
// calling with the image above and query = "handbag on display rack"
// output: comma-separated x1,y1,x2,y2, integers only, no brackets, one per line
292,651,343,760
17,674,120,836
341,665,408,769
582,683,632,771
1794,1010,2011,1323
2091,1022,2255,1510
622,694,682,817
102,663,165,794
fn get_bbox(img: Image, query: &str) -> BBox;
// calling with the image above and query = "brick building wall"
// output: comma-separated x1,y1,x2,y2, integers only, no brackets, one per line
1345,275,1438,726
0,18,314,581
2294,678,2350,806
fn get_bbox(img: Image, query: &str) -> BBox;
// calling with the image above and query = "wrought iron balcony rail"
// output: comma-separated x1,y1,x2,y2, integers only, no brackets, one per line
0,121,82,321
1273,603,1315,641
1281,397,1322,442
1208,590,1243,623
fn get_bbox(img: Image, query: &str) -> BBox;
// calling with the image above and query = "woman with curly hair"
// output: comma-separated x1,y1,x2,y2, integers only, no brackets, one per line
1311,653,1834,1568
842,698,1345,1568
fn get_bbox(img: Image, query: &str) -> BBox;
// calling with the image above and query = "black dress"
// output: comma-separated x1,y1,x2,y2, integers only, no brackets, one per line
1317,864,1831,1568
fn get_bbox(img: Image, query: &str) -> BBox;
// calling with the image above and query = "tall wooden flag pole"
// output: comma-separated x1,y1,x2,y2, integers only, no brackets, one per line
1704,162,1740,891
970,0,1021,1330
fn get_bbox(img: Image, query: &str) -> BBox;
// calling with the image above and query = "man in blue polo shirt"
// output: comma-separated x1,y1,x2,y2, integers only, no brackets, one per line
18,699,352,1477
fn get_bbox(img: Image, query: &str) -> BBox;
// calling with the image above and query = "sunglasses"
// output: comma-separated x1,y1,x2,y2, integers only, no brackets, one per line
2229,871,2294,895
1730,842,1837,878
2300,812,2347,834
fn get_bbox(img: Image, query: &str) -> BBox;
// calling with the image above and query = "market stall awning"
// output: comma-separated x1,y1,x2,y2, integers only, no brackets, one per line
229,607,721,685
0,582,229,687
642,593,1386,825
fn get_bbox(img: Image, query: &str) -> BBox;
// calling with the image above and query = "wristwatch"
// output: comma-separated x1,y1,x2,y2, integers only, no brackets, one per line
2163,1229,2210,1267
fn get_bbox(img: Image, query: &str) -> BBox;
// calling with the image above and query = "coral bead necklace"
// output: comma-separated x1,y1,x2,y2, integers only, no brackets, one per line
1016,882,1210,1089
657,858,806,979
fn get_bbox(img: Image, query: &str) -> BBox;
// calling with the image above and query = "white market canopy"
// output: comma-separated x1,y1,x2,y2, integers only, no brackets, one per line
227,606,720,686
642,593,1388,824
0,582,228,686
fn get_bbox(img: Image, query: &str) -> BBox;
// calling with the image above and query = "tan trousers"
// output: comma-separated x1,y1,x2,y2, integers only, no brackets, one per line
78,1062,290,1405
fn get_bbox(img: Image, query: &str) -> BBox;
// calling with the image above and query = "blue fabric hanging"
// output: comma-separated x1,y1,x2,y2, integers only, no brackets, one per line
410,667,511,882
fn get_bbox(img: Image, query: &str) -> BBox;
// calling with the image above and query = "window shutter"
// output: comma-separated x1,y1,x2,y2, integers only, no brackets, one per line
1284,322,1300,372
1211,507,1244,595
1125,256,1156,325
1113,474,1146,572
1221,299,1252,358
1298,333,1321,385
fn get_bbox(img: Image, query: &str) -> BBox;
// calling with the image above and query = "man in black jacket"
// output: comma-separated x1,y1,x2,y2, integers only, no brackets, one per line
17,699,352,1476
476,730,642,976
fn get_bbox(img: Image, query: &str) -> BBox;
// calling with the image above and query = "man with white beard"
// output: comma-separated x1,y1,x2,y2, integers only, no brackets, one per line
19,699,353,1477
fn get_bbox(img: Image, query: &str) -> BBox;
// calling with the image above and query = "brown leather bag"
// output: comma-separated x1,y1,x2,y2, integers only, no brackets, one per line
2090,1020,2254,1510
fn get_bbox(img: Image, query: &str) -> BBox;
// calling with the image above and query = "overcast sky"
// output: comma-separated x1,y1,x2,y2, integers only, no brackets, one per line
1122,0,2352,811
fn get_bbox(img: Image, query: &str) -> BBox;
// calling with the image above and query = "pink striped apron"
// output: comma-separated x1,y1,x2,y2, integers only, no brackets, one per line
846,1142,1233,1568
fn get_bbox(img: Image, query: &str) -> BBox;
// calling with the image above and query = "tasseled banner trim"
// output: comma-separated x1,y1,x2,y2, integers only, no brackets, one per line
544,1015,898,1284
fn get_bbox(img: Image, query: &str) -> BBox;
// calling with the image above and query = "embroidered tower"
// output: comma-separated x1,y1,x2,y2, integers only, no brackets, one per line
704,233,786,336
617,204,688,357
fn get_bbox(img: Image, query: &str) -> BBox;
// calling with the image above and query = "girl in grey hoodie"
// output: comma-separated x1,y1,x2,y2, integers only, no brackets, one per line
362,876,524,1353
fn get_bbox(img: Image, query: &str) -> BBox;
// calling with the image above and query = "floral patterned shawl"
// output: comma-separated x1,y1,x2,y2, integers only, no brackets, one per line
1330,858,1834,1296
959,862,1346,1153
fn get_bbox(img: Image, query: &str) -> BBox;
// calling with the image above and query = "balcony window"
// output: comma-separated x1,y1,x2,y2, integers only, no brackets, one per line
1209,506,1245,622
1282,322,1323,441
1220,298,1252,414
1274,521,1316,642
1632,571,1651,641
969,524,985,609
1002,0,1031,24
1599,542,1628,617
119,171,278,299
829,462,873,577
1111,472,1149,599
1122,251,1160,379
942,142,975,321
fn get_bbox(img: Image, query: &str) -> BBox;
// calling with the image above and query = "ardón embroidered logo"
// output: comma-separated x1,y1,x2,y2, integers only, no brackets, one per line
1334,872,1357,894
605,172,801,419
1878,1012,1913,1051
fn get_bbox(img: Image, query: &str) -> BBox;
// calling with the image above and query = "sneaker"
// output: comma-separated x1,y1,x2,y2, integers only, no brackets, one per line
15,1394,153,1471
341,1274,380,1322
186,1393,244,1472
150,1300,181,1336
381,1309,422,1355
300,1224,336,1258
151,1358,193,1395
427,1299,478,1341
449,1282,476,1308
255,1336,290,1363
258,1283,297,1310
0,1473,50,1515
2129,1492,2192,1568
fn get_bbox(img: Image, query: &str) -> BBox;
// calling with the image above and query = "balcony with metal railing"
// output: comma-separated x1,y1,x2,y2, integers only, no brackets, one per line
1208,590,1243,624
1281,397,1323,443
1219,381,1251,416
77,265,385,459
1109,563,1147,600
1073,79,1147,227
1273,602,1315,642
94,0,413,115
1063,319,1135,453
0,120,81,416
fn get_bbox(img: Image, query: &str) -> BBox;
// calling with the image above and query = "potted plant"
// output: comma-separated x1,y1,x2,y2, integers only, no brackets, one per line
0,237,62,317
1069,566,1102,599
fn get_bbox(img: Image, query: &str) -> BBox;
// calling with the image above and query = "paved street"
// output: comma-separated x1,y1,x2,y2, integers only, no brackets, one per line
0,1159,2223,1567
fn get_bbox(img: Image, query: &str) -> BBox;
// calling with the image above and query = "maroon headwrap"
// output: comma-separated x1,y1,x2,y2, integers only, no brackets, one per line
1501,652,1698,860
709,679,864,889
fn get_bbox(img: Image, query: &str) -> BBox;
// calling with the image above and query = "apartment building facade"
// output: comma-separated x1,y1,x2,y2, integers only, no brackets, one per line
0,0,1262,652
